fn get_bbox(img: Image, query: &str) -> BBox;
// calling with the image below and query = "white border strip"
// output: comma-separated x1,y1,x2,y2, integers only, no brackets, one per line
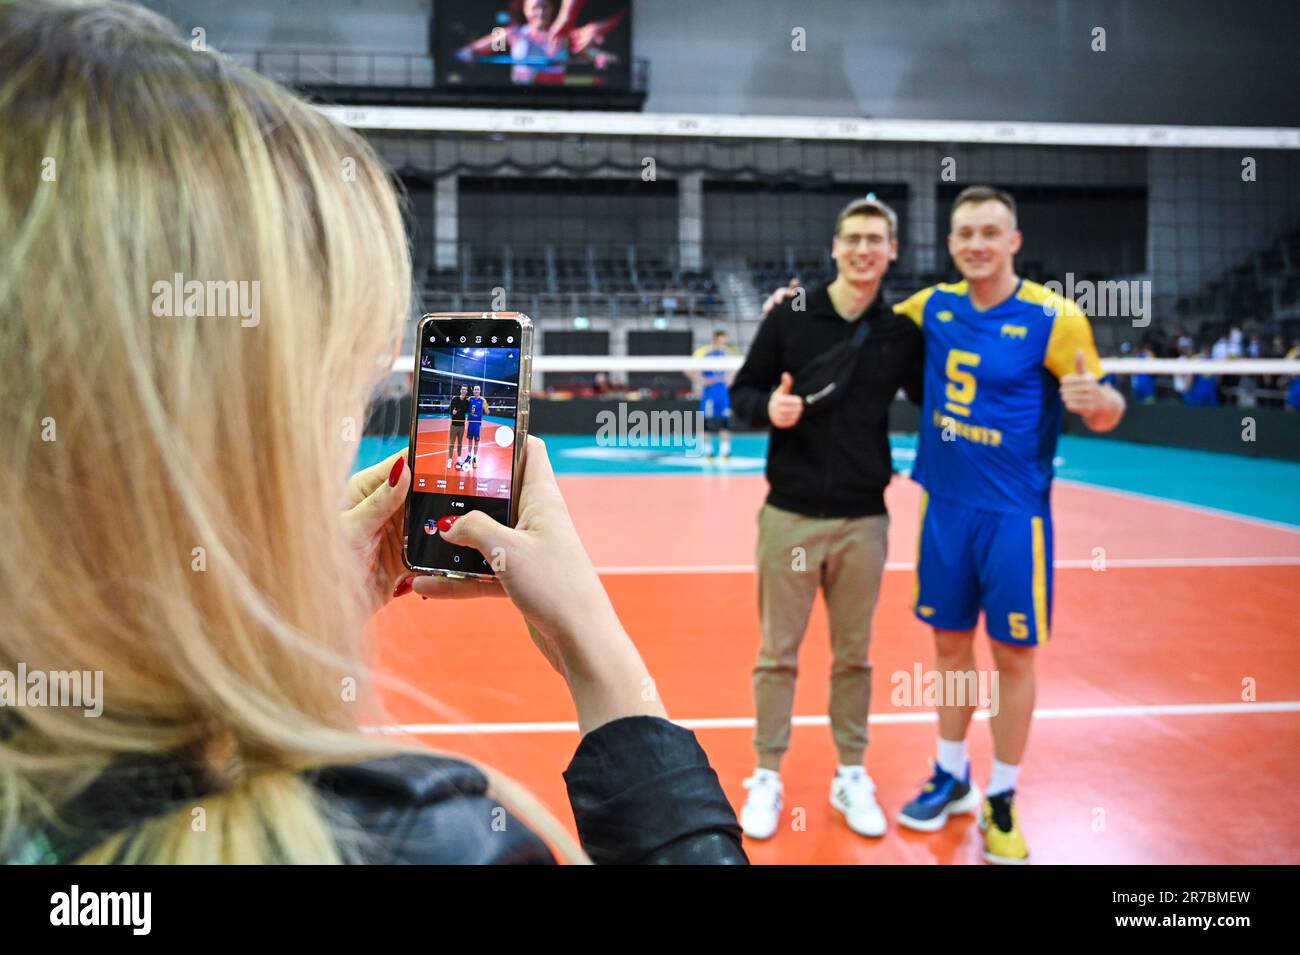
392,355,1300,375
374,700,1300,736
320,106,1300,150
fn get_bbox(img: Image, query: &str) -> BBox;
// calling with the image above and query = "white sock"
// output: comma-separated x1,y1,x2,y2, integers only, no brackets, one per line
937,738,968,779
720,436,731,455
988,758,1020,796
753,767,780,784
837,763,866,778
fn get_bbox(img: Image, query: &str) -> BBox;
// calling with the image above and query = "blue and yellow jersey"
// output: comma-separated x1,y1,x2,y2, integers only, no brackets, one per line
693,345,736,384
894,279,1103,515
693,344,736,402
466,395,486,421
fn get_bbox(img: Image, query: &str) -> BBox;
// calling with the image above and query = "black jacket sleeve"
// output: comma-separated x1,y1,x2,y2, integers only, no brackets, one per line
311,754,557,865
729,308,784,428
562,716,748,865
321,716,747,865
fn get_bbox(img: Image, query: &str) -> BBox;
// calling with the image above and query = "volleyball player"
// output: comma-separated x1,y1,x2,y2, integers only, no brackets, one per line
464,384,487,468
693,330,737,460
892,186,1126,863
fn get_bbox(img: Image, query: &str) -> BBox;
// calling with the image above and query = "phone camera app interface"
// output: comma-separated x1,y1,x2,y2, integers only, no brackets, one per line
408,325,520,574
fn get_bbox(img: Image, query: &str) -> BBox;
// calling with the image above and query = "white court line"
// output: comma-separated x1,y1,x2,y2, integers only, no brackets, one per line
374,700,1300,736
593,555,1300,575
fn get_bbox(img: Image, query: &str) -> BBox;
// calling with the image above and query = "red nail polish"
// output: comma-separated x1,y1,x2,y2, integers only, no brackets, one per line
392,577,412,598
387,456,406,487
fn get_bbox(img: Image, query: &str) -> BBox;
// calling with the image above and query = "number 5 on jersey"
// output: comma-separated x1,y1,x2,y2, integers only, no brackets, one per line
945,349,980,418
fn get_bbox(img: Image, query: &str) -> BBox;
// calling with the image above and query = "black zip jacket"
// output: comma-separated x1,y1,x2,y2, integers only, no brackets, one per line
730,283,924,518
5,715,747,865
447,395,470,423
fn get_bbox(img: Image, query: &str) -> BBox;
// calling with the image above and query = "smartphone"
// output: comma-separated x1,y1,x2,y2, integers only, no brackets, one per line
403,312,533,578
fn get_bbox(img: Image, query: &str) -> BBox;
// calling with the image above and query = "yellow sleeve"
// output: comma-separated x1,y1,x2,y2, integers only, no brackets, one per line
1044,301,1104,380
692,345,711,359
893,286,935,327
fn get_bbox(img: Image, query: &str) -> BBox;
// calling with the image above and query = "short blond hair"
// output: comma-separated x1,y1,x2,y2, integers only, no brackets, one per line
835,196,898,241
951,185,1017,225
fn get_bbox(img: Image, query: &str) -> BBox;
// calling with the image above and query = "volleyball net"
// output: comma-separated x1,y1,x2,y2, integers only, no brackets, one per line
339,106,1300,414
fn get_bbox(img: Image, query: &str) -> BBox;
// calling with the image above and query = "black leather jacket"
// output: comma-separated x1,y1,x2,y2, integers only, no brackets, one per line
7,716,748,865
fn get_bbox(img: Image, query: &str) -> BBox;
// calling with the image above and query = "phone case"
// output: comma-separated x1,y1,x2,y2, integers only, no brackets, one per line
401,312,533,578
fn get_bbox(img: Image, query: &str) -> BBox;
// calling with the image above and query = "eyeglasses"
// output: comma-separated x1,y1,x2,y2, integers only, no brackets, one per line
837,233,889,248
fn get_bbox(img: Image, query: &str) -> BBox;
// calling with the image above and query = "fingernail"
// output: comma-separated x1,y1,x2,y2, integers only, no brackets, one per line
387,456,405,487
392,577,412,598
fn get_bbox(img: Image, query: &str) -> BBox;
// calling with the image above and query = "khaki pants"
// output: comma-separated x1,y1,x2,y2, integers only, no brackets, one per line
753,503,889,770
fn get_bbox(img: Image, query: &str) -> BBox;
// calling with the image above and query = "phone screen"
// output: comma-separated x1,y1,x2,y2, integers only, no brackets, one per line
404,316,529,576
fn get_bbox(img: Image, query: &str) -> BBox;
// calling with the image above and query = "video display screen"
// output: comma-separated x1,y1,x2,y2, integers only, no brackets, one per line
435,0,632,91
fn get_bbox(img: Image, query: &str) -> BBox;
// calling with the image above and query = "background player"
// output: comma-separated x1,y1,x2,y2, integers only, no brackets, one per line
693,329,738,460
892,185,1126,864
447,384,470,469
464,384,488,468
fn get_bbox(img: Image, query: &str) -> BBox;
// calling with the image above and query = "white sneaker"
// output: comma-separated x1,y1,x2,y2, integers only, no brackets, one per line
739,771,783,840
830,767,887,837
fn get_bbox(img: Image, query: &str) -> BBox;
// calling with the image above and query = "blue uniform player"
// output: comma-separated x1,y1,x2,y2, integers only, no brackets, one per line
892,186,1126,864
693,330,737,460
460,385,487,469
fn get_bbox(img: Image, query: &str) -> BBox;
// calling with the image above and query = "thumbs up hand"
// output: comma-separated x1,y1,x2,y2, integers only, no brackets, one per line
768,371,805,428
1060,348,1102,415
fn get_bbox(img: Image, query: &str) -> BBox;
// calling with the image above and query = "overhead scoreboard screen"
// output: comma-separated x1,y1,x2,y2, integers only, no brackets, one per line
435,0,632,91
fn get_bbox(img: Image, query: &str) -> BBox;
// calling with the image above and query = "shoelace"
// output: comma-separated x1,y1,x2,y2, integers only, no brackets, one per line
916,763,951,793
742,775,781,809
988,792,1015,833
835,772,877,806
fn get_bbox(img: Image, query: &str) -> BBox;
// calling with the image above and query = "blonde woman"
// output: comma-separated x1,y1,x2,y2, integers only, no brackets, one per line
0,0,745,865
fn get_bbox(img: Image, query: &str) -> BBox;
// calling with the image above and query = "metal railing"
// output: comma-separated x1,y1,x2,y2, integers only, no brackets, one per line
223,47,649,93
224,48,436,88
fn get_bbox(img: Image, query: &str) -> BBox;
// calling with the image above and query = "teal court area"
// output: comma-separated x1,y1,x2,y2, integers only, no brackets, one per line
358,432,1300,528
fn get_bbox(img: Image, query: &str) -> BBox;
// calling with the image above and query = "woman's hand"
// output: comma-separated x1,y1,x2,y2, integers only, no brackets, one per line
340,448,412,602
411,436,667,733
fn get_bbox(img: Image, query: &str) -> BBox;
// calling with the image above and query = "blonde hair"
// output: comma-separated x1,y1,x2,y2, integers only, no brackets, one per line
834,196,898,241
950,185,1018,226
0,0,582,863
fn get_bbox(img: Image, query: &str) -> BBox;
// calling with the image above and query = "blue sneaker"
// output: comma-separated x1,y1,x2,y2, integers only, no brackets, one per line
897,761,982,832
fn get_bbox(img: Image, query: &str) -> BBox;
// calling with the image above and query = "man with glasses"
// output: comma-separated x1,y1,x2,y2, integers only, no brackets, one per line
729,197,924,841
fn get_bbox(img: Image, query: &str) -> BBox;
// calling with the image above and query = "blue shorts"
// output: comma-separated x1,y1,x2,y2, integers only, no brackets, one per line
466,421,482,440
701,383,731,427
913,492,1054,646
